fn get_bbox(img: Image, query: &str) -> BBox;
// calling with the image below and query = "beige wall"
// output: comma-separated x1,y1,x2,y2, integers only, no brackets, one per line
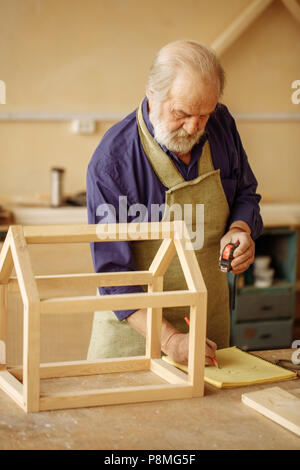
0,0,299,201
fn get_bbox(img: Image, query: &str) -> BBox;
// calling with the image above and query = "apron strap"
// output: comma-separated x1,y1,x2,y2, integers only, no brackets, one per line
197,140,214,175
137,101,215,186
137,101,185,188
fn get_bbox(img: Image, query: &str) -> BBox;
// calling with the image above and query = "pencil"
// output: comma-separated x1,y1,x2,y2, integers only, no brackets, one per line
184,316,219,368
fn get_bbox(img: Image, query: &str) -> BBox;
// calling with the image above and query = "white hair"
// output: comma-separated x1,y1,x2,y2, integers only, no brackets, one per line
146,39,225,102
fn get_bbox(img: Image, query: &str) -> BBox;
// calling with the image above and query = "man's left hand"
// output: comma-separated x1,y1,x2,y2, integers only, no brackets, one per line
220,228,255,274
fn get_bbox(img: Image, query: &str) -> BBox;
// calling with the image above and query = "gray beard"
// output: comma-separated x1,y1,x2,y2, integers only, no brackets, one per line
149,105,204,155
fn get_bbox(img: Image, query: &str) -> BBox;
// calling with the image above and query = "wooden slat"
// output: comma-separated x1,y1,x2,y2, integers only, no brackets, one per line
174,238,206,292
146,277,163,359
211,0,274,55
150,358,188,385
0,229,14,284
242,387,300,437
188,298,207,397
149,239,176,276
23,222,177,244
0,285,7,365
0,370,24,409
8,271,153,293
40,290,198,315
39,383,193,411
9,226,40,412
9,357,150,381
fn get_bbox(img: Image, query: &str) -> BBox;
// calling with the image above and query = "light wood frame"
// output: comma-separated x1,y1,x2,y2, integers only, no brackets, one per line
211,0,300,56
0,221,207,412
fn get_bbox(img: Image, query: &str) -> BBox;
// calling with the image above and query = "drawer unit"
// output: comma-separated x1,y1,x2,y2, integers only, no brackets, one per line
231,319,294,351
235,291,293,322
229,228,298,350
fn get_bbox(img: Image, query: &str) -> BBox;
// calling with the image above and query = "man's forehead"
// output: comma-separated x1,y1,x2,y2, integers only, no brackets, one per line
168,90,218,115
168,71,219,113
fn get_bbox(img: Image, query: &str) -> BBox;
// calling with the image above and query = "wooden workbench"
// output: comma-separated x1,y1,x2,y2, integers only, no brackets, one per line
0,349,299,450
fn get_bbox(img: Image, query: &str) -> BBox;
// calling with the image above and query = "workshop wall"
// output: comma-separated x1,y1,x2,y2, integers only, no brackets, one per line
0,0,299,201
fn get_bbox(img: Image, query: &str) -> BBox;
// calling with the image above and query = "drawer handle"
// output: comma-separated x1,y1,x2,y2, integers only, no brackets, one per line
261,305,273,311
259,333,271,339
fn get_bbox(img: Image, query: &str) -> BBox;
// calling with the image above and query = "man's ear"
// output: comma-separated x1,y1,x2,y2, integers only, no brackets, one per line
146,91,154,112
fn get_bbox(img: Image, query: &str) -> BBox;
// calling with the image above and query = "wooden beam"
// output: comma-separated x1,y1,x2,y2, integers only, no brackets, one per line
7,271,153,293
188,299,207,397
40,290,198,315
0,229,14,284
149,239,176,277
9,226,40,412
146,276,163,359
23,222,177,244
9,357,150,381
282,0,300,24
150,358,188,385
39,383,193,411
0,285,7,365
174,238,206,293
0,370,24,409
211,0,274,56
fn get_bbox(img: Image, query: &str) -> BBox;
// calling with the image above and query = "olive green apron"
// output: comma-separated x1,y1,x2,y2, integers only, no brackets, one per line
87,102,230,360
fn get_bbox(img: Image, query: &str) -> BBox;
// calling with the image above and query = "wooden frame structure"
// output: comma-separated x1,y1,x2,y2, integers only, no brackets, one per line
211,0,300,56
0,221,207,412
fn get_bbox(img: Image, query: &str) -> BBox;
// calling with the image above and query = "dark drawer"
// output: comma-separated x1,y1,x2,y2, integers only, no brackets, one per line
235,292,293,322
231,319,293,351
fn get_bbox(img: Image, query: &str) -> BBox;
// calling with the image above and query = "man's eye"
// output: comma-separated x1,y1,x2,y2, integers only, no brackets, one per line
174,112,185,118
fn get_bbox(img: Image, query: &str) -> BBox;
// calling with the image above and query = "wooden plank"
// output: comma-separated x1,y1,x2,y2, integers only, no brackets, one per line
9,357,150,381
23,222,176,244
8,271,153,293
40,290,198,315
0,370,24,409
211,0,274,55
0,285,7,365
188,299,207,397
150,358,188,385
146,277,163,359
242,387,300,437
9,226,40,412
174,238,206,292
0,229,14,284
149,239,176,276
39,383,193,411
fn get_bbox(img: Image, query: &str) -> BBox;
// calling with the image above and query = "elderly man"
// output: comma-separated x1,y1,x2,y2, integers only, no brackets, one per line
86,40,263,366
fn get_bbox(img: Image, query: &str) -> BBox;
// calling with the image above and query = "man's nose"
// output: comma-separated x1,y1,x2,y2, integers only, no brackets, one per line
183,117,203,135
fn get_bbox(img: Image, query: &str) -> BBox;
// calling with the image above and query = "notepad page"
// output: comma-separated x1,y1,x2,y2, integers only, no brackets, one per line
162,346,297,388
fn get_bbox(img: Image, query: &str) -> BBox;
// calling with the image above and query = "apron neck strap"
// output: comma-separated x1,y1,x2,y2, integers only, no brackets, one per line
136,101,184,188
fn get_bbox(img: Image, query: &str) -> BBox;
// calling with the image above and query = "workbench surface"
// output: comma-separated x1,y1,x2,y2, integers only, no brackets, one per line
0,349,299,450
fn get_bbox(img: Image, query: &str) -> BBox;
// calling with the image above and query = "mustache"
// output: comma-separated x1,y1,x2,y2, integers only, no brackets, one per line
169,127,204,139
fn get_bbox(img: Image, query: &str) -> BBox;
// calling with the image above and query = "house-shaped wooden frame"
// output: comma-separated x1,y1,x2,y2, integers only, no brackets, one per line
0,221,207,413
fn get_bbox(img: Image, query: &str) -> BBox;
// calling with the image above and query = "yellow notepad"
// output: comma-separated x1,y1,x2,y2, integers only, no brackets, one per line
162,346,297,389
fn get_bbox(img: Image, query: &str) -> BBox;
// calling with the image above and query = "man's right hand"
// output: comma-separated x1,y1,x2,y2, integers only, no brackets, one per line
126,308,217,367
164,332,217,366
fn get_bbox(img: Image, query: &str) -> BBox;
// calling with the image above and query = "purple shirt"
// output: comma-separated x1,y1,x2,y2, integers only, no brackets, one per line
86,98,263,320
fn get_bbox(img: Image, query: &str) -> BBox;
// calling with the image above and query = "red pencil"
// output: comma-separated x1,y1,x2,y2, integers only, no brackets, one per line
184,316,219,368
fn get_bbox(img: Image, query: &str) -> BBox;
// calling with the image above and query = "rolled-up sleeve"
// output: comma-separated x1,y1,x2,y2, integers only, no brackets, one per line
86,162,143,321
